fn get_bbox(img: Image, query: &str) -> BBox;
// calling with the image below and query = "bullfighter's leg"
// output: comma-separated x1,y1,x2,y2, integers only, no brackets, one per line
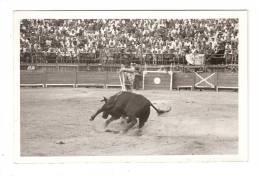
122,116,137,134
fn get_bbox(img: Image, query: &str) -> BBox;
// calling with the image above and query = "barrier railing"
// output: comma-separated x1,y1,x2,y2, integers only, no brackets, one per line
20,51,238,65
20,63,238,74
20,70,238,91
20,70,123,88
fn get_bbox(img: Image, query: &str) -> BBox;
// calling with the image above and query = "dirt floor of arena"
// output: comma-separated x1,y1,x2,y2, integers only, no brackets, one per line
20,88,238,156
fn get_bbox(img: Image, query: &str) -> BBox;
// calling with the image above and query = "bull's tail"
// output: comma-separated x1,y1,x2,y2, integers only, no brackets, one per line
150,102,171,115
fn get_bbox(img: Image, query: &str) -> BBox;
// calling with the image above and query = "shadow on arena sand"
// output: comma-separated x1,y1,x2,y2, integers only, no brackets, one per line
20,88,238,156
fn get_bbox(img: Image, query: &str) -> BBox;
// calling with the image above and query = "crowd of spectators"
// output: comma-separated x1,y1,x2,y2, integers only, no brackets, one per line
20,18,239,64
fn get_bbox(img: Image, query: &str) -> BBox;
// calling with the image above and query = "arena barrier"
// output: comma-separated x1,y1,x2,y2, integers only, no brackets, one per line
216,72,238,92
142,71,173,90
194,72,217,89
105,72,122,88
172,72,238,91
20,70,122,88
20,70,238,91
45,71,77,87
76,71,106,88
172,72,195,90
20,70,45,87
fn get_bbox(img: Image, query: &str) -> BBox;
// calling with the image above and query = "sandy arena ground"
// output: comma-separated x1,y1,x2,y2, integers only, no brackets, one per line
20,88,238,156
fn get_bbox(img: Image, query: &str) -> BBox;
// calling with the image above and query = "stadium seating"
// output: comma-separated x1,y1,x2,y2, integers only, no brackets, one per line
20,19,239,65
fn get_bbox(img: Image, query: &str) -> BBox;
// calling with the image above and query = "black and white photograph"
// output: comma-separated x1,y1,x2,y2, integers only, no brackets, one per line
13,10,247,162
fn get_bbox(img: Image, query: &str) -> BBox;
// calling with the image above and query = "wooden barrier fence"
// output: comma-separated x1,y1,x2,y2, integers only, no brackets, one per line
172,72,195,90
76,71,106,88
143,71,172,90
143,71,238,91
20,70,238,91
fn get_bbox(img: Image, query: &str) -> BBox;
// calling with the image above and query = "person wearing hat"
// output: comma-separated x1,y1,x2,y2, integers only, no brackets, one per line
119,63,139,91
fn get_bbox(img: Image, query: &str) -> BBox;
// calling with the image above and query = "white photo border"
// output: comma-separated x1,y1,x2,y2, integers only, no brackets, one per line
14,10,248,163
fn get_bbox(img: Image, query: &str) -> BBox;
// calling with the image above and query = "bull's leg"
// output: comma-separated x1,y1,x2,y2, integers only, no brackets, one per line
136,108,150,136
138,109,150,129
122,116,137,134
120,114,128,125
104,116,117,128
136,118,146,136
138,118,146,129
90,108,103,121
126,117,132,123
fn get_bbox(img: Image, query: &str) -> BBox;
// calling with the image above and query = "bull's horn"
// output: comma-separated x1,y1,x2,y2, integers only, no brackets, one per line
101,97,108,102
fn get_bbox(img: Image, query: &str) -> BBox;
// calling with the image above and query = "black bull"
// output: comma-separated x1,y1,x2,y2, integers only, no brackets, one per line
90,91,171,133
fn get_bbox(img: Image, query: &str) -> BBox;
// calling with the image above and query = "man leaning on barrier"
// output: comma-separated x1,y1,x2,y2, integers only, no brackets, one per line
119,63,141,92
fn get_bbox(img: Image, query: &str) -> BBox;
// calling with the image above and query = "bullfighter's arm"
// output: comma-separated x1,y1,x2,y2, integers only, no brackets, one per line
119,68,136,73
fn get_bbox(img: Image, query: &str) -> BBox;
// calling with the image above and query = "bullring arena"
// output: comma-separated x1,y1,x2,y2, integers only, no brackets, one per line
19,18,239,156
20,66,238,156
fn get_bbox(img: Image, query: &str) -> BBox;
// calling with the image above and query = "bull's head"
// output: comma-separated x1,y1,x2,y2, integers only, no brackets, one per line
100,97,113,119
102,111,109,119
90,96,114,121
91,96,109,120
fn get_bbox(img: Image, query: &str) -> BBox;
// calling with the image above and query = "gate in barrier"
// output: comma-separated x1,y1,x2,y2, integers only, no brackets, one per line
216,72,238,91
142,71,173,90
194,72,217,89
172,72,195,90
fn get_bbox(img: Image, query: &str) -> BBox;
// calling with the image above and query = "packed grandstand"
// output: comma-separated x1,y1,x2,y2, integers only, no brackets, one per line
20,19,239,65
